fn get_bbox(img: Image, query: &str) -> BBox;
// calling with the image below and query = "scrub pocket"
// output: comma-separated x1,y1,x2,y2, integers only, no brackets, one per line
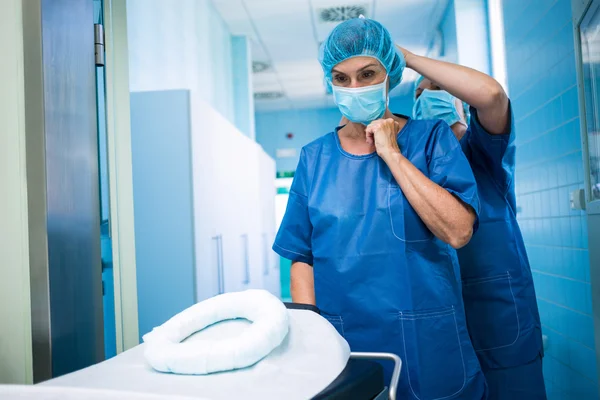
399,306,466,400
462,272,520,351
388,184,433,242
322,313,345,338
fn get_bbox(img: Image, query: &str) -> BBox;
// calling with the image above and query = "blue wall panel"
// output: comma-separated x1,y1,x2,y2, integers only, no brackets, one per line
502,0,597,397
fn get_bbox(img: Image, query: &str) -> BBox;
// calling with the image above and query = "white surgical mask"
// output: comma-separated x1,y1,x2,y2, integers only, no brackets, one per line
332,76,388,125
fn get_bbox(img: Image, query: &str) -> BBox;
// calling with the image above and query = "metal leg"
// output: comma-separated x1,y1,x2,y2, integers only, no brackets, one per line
350,352,402,400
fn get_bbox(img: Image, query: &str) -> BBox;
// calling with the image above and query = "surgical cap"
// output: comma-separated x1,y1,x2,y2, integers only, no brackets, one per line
414,75,425,91
319,17,406,91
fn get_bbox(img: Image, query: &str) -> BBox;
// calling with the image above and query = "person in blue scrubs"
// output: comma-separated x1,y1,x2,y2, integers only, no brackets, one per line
409,50,546,400
273,17,487,399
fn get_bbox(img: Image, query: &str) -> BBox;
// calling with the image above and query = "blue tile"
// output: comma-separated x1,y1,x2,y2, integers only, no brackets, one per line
581,251,591,282
564,248,587,282
543,352,559,382
557,158,570,187
563,278,592,314
568,340,598,382
551,219,560,246
567,161,580,186
558,361,599,399
562,218,573,246
571,216,583,248
582,217,589,248
503,0,531,28
547,162,559,188
541,299,575,335
566,120,584,154
544,327,572,366
564,310,596,349
562,87,581,121
546,389,564,400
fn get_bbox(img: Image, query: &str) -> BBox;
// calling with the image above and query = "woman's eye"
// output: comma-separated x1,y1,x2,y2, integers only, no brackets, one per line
334,75,346,83
362,71,374,79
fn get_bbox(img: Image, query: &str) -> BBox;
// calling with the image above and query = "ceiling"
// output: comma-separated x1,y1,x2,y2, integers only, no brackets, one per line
211,0,450,112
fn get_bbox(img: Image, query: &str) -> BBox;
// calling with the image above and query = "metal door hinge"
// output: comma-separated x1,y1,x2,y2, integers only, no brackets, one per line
95,24,105,66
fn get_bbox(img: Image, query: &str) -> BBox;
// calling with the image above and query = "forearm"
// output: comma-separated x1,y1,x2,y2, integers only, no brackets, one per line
290,261,316,305
406,53,503,110
383,151,475,248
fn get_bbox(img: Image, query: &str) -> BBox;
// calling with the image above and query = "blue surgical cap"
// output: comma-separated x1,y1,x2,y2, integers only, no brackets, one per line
414,75,425,91
319,18,406,91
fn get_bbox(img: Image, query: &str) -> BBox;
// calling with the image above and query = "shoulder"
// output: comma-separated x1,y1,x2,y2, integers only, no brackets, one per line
300,131,336,158
402,118,458,158
404,118,448,135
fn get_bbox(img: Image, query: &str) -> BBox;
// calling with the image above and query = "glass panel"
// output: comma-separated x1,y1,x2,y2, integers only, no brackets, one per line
93,0,116,359
581,3,600,201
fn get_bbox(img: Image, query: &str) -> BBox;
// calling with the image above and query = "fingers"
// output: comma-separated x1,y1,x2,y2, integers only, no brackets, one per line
365,124,375,144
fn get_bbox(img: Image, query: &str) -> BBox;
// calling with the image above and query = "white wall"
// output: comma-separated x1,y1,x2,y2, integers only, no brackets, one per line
454,0,491,74
0,0,34,385
231,35,255,139
126,0,235,123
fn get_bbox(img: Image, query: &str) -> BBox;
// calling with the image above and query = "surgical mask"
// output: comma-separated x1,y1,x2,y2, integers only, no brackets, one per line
332,76,388,125
413,89,466,128
462,101,471,125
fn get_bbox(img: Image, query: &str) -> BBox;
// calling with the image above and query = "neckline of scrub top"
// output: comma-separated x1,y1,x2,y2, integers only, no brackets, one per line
334,114,412,160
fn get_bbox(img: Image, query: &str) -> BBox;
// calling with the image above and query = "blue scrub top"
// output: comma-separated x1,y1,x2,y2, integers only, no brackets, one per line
274,117,487,399
458,105,543,370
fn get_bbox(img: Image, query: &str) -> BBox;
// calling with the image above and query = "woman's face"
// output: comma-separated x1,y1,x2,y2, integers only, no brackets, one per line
415,78,439,99
331,56,388,89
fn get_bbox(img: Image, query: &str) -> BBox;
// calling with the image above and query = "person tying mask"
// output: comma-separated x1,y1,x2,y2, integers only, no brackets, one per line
410,55,546,400
273,16,487,399
413,75,470,136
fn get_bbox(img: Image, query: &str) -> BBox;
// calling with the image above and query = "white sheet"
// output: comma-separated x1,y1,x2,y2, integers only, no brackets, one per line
0,385,207,400
40,308,350,400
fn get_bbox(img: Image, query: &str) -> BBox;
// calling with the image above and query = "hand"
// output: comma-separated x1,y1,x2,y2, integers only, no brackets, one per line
395,45,414,67
365,118,401,159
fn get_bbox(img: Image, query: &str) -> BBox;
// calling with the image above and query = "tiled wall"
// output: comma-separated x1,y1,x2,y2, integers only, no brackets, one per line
503,0,598,398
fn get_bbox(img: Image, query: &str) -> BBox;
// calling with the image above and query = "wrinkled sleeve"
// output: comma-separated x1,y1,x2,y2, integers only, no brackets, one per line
272,149,313,265
466,102,515,193
428,121,481,232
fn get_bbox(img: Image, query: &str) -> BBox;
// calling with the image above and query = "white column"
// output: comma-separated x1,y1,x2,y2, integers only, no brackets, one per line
231,35,256,140
454,0,492,75
0,0,34,385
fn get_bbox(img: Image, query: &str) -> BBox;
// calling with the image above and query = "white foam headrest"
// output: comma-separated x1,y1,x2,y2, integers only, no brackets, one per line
143,289,289,375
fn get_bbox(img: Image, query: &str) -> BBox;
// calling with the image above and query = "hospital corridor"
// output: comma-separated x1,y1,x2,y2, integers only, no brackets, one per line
1,0,600,399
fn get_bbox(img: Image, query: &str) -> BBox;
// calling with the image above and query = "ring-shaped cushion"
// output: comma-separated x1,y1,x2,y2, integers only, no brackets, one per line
142,289,289,375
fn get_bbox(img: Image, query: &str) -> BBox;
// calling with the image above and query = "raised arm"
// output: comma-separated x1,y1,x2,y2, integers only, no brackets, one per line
399,46,509,135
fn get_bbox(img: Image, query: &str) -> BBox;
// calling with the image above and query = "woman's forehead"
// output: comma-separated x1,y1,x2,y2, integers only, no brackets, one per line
332,56,384,74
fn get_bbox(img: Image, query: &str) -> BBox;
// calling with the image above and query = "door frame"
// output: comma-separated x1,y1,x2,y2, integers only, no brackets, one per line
103,0,140,353
572,0,600,385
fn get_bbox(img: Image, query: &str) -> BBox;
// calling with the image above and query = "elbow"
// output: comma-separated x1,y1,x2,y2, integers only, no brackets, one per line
484,82,508,110
448,225,473,249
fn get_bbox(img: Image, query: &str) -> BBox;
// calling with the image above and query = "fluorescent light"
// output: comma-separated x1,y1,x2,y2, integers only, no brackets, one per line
488,0,508,96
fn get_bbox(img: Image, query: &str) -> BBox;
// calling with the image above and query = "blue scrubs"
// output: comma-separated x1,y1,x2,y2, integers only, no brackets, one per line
273,118,487,399
458,106,546,399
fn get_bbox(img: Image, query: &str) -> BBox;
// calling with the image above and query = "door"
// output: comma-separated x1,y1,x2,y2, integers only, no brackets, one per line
576,0,600,385
38,0,104,378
